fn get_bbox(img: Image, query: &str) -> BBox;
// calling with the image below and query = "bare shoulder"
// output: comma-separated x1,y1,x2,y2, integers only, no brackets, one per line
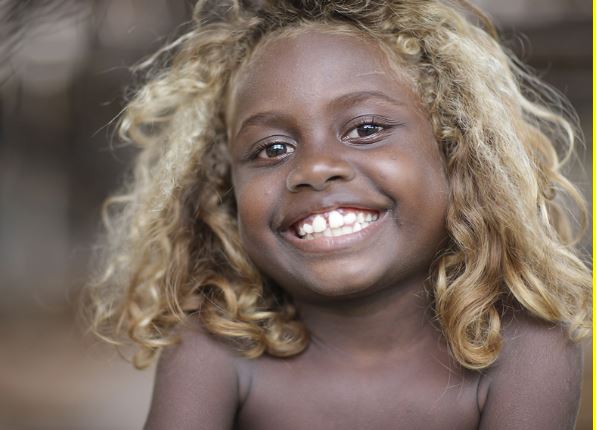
160,319,240,367
494,310,582,369
144,319,242,430
478,311,583,430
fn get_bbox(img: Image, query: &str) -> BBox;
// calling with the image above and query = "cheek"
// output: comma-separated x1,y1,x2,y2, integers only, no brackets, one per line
370,146,449,232
233,179,288,284
374,152,447,200
233,174,277,242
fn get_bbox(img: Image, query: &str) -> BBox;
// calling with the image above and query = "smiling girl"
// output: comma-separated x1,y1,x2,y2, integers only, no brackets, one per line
86,1,592,429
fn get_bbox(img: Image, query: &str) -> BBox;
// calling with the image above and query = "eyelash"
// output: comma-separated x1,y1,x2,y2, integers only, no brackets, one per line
247,116,398,161
342,116,393,142
251,139,296,161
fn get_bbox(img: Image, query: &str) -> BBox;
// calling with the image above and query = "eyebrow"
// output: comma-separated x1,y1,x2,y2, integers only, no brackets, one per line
330,90,406,109
233,90,405,139
235,111,295,140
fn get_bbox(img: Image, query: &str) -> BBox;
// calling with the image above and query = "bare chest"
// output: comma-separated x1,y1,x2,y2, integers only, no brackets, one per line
234,351,481,430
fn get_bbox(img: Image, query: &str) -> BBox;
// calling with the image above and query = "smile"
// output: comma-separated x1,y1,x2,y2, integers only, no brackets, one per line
293,208,380,240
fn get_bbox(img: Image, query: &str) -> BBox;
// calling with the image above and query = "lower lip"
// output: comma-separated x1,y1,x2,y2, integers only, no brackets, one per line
280,211,388,254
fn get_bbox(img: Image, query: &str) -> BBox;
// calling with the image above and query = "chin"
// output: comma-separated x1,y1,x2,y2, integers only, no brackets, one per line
310,283,371,299
287,269,389,303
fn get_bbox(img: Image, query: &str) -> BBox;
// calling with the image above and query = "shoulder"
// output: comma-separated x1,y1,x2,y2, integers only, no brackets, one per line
159,319,240,369
477,310,583,430
144,319,247,430
491,310,582,374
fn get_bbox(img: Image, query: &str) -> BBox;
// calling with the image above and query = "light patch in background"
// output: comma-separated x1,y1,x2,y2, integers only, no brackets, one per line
476,0,591,25
97,0,176,48
13,15,90,95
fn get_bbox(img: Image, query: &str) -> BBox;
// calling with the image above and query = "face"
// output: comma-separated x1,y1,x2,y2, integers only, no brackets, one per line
227,29,449,303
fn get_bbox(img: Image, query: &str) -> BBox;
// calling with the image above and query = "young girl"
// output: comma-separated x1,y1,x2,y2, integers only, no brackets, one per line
86,0,592,428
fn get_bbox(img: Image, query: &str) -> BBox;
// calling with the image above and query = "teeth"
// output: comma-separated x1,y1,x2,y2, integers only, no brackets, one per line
328,211,344,229
343,212,356,224
294,209,381,240
312,215,326,233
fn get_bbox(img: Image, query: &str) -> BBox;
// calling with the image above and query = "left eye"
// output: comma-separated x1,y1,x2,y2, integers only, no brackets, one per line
345,123,384,139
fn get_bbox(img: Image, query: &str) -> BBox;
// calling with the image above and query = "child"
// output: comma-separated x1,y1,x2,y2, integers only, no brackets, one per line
86,0,592,428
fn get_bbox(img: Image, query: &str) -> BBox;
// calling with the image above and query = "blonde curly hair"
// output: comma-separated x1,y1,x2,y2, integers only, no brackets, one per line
84,0,592,369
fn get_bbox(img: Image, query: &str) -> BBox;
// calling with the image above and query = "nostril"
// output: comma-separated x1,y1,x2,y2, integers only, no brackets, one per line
286,157,356,192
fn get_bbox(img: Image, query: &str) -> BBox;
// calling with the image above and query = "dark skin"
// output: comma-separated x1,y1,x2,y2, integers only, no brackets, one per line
144,31,582,430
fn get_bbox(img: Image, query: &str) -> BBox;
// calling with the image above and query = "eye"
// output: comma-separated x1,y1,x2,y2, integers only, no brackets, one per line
256,141,296,159
343,116,395,143
345,123,384,139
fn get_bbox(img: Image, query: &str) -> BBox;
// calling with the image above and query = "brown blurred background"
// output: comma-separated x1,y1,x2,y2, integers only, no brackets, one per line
0,1,592,429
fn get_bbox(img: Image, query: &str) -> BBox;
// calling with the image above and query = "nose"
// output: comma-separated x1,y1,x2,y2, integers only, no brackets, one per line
286,147,355,192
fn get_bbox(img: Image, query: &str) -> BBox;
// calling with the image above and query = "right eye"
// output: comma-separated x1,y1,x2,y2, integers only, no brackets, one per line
256,141,296,159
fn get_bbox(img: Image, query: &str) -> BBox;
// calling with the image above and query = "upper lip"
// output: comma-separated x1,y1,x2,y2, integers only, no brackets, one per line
278,194,389,231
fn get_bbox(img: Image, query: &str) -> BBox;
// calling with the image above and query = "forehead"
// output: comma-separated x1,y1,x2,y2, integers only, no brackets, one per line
227,29,416,131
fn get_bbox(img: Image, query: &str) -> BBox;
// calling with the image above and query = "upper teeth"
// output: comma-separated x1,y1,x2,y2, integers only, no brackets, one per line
295,209,379,240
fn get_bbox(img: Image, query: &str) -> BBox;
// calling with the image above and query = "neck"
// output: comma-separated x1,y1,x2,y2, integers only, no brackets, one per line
294,275,436,361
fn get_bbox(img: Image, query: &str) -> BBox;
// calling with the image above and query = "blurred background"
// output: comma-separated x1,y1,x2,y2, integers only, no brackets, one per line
0,0,592,429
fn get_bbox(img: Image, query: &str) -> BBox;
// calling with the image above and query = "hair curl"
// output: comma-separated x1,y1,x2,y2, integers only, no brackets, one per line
84,0,592,369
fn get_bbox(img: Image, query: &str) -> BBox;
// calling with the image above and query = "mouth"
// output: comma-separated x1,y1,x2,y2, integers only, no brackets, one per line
291,208,380,240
